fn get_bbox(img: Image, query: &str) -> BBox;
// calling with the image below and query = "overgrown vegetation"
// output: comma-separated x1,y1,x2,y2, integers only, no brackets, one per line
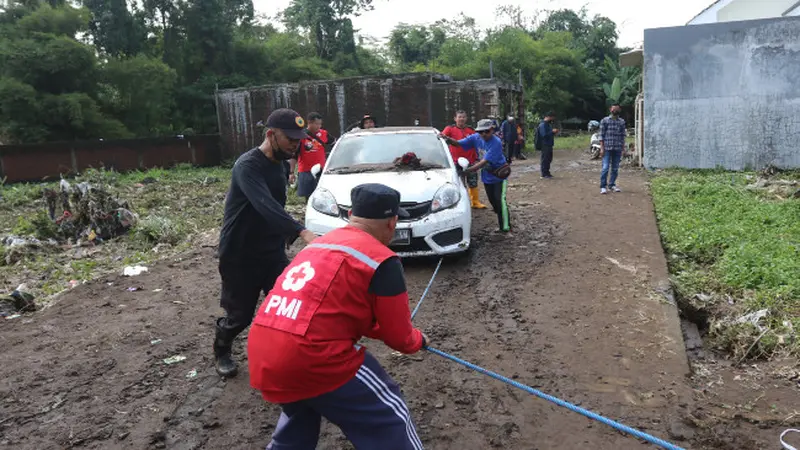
651,170,800,360
0,0,638,144
0,165,304,300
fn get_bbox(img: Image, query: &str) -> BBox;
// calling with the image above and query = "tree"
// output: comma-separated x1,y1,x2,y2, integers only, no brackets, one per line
388,24,446,68
82,0,147,57
282,0,372,62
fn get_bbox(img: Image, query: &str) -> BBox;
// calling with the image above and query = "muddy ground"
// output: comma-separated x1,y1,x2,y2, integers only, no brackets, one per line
1,150,798,449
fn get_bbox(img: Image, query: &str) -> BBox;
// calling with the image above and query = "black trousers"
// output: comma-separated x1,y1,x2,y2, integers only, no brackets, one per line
540,145,554,176
215,253,289,345
484,181,511,231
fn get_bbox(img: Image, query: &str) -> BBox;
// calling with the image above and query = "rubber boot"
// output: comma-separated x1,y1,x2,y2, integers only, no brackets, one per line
214,318,238,378
469,187,487,209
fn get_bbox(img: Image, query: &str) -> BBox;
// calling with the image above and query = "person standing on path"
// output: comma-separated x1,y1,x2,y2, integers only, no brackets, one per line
500,115,518,162
289,112,329,202
514,122,526,160
213,108,317,378
599,103,627,194
442,110,487,209
247,183,429,450
535,112,559,179
441,119,511,233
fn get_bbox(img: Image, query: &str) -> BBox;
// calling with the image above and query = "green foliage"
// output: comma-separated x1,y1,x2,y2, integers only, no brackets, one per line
134,215,185,245
651,171,800,357
0,1,634,144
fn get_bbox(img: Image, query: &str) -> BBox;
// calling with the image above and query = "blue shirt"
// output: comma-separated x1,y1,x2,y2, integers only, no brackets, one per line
537,121,554,147
600,116,626,152
500,120,517,143
457,133,506,184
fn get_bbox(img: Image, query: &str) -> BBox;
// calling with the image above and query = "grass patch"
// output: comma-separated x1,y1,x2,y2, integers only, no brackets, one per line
0,163,305,302
651,170,800,360
553,132,635,151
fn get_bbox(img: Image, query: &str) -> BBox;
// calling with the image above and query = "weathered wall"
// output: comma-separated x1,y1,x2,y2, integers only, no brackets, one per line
215,73,523,156
643,16,800,170
0,135,221,183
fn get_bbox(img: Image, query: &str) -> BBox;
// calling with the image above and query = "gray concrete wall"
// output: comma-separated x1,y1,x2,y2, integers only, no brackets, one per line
214,73,522,157
643,16,800,170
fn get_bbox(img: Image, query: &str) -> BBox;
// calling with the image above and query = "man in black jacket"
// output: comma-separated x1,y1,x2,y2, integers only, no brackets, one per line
214,108,317,377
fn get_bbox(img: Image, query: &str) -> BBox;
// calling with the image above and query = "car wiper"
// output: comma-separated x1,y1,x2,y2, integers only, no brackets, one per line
326,165,392,174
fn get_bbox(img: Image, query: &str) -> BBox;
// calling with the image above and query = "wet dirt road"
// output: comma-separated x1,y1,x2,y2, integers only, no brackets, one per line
0,150,791,449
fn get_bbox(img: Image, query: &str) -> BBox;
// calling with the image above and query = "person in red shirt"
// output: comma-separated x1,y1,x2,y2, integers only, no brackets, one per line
248,183,430,450
442,110,487,209
289,112,329,201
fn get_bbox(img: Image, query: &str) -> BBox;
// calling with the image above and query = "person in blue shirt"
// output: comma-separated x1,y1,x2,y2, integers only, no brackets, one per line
535,112,559,178
440,119,511,232
499,115,518,162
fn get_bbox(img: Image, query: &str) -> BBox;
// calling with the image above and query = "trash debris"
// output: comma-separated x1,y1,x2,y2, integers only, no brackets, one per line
150,339,162,345
152,288,163,293
0,284,36,317
5,314,21,320
69,280,80,289
123,265,148,276
186,369,198,379
126,287,141,292
163,355,187,365
42,178,138,242
735,309,770,332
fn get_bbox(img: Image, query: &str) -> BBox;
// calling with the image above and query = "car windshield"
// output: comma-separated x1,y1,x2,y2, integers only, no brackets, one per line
325,132,450,174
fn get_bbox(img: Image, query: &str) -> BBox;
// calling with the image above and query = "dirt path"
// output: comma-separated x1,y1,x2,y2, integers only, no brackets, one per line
0,150,794,449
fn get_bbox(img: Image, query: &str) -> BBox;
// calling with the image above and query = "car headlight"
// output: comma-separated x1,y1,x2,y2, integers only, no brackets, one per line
431,183,461,213
310,188,339,217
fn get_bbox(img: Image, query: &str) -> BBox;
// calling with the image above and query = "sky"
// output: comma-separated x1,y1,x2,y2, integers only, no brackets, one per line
254,0,710,48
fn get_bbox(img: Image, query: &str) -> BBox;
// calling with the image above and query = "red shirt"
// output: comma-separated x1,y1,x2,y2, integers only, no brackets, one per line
442,125,477,164
297,129,328,173
247,226,424,404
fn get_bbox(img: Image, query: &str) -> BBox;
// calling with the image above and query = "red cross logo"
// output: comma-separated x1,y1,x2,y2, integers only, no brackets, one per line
281,261,315,292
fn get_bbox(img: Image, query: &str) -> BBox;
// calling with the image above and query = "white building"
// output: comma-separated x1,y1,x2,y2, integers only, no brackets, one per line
688,0,800,24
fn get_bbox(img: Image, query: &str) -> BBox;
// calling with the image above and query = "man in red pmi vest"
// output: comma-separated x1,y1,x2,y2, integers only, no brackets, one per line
248,183,430,450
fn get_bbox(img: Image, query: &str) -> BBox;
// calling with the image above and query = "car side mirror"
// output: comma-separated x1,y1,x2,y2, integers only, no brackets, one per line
311,163,322,177
457,157,469,169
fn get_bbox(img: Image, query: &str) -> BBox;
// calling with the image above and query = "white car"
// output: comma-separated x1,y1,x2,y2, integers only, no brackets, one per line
305,127,472,257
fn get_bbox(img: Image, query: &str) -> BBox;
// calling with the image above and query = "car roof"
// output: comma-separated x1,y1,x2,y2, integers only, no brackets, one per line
343,126,438,137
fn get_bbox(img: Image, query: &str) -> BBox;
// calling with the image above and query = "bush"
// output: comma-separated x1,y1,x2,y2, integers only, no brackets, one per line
133,215,185,245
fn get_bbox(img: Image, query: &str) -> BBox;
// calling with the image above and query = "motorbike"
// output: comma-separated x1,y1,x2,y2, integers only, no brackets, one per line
587,120,602,160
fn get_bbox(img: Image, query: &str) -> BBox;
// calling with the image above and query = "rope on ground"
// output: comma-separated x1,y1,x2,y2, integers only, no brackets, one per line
782,429,799,450
410,257,443,320
410,256,686,450
423,346,685,450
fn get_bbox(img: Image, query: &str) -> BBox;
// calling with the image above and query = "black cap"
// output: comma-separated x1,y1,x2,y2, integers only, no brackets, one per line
266,108,308,140
350,183,409,219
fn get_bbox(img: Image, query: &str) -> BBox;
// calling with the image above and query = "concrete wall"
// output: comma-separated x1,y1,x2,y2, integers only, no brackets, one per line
214,73,523,157
643,16,800,170
0,135,221,183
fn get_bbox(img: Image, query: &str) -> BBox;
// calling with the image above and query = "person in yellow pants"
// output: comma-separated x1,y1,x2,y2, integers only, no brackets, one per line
442,110,486,209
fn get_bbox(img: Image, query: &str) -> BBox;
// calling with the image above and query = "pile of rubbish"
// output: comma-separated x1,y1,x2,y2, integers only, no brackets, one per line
2,179,138,265
0,284,36,318
42,179,138,243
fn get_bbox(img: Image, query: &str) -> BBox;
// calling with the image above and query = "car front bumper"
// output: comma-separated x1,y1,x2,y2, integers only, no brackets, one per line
305,203,471,258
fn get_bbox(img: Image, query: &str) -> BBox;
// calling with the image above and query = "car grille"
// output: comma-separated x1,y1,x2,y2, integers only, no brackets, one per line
338,201,432,222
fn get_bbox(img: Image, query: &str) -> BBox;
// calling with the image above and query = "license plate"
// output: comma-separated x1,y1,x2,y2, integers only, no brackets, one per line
391,229,411,245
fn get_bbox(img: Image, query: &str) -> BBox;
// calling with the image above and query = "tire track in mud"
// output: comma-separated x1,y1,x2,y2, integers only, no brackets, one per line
381,202,564,449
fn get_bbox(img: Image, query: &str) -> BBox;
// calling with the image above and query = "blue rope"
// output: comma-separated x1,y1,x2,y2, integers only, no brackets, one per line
409,258,685,450
422,347,685,450
410,257,443,320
